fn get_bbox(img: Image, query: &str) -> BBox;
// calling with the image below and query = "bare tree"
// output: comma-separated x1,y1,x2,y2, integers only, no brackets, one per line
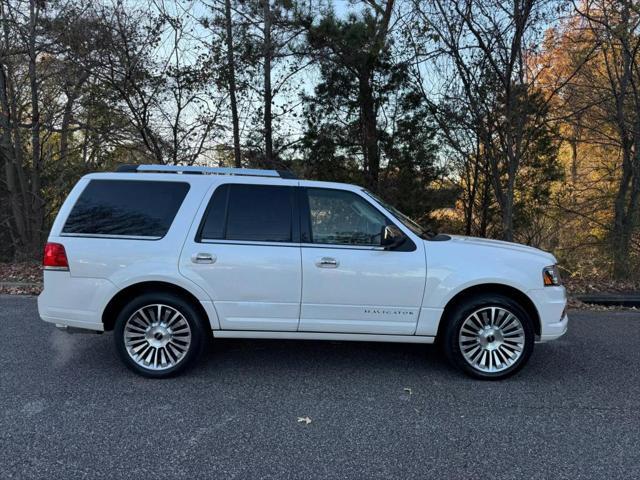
0,0,47,257
409,0,562,241
91,1,223,165
224,0,241,166
572,0,640,278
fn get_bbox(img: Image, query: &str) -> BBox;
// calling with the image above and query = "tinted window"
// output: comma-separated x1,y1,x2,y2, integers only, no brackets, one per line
200,184,292,242
307,189,388,245
63,180,189,238
199,184,229,240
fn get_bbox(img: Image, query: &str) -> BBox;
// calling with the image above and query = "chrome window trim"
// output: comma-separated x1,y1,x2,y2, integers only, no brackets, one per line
199,238,386,251
200,239,299,247
300,242,385,251
60,233,162,241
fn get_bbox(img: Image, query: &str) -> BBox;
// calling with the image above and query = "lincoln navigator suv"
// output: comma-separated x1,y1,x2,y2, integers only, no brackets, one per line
38,165,568,379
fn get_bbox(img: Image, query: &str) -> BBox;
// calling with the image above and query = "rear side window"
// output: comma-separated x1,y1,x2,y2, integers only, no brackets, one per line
63,180,190,238
199,184,293,242
199,184,229,240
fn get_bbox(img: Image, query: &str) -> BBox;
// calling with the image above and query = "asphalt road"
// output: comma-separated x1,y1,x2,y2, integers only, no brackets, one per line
1,295,639,479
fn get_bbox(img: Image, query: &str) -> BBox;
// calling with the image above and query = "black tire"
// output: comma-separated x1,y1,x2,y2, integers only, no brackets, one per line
114,292,206,378
442,294,535,380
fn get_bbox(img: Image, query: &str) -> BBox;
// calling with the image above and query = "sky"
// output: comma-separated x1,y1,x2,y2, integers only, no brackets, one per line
136,0,354,163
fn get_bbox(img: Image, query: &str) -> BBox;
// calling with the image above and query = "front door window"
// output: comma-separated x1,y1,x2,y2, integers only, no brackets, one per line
306,188,388,246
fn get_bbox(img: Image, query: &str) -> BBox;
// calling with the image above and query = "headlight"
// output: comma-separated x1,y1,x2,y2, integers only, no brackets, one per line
543,265,562,286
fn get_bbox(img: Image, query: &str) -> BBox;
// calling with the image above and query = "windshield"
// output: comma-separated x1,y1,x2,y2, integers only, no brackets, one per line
362,189,435,239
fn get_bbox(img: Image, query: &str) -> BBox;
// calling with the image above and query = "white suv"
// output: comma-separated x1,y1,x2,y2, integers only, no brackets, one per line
38,165,568,379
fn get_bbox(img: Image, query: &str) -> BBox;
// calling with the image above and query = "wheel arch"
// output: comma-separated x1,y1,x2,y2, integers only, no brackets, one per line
437,283,541,339
102,281,211,332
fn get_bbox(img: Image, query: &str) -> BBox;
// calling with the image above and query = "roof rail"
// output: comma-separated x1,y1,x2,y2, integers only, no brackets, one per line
116,164,298,179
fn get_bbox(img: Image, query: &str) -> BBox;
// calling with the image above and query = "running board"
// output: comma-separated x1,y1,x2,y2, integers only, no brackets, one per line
212,331,435,344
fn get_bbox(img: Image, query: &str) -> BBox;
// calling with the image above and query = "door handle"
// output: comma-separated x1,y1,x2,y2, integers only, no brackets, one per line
316,257,339,268
192,252,216,264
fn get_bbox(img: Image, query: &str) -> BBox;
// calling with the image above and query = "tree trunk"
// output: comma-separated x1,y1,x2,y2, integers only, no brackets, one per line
502,161,518,242
59,77,86,165
570,122,580,184
612,126,640,280
0,64,28,251
465,139,482,236
27,0,43,256
609,2,636,279
224,0,241,167
487,155,515,242
479,173,490,238
611,144,632,278
359,72,379,191
262,0,273,165
7,66,29,233
463,160,475,236
501,194,514,242
59,101,73,164
483,125,515,241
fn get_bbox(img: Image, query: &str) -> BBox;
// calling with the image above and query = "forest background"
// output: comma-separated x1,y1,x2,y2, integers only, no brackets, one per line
2,0,640,285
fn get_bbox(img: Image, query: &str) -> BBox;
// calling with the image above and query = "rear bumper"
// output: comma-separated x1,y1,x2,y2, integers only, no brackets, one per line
37,271,116,332
39,312,104,332
53,323,103,334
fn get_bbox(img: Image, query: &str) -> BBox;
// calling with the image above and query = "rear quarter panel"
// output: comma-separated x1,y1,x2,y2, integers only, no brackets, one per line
42,173,217,327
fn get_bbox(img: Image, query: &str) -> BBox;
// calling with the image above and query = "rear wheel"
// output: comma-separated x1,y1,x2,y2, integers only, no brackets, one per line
114,293,206,378
442,294,534,380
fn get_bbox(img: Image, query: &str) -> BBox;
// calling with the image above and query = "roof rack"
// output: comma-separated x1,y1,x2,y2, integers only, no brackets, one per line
116,164,297,179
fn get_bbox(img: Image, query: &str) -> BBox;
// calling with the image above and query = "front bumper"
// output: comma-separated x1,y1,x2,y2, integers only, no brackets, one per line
527,286,568,342
538,311,568,342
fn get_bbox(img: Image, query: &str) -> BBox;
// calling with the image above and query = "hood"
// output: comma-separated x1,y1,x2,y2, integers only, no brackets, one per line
446,235,557,263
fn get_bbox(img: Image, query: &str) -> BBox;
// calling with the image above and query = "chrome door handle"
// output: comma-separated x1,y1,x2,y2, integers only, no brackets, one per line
192,252,216,264
316,257,339,268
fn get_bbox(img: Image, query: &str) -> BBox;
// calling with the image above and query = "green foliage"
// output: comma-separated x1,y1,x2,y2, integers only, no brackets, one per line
300,10,445,222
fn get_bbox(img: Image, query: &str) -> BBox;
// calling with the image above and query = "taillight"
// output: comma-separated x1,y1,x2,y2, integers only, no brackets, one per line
43,242,69,271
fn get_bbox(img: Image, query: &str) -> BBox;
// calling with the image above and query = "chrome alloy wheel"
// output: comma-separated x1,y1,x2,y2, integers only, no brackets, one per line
123,304,192,371
458,307,525,374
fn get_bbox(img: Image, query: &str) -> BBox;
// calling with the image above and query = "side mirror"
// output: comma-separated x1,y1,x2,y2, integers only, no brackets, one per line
381,224,405,250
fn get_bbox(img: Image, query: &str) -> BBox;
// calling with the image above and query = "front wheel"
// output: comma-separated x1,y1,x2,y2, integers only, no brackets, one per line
442,294,535,380
114,293,206,378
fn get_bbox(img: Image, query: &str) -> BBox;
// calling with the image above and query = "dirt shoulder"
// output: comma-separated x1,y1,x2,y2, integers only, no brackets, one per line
0,262,42,295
